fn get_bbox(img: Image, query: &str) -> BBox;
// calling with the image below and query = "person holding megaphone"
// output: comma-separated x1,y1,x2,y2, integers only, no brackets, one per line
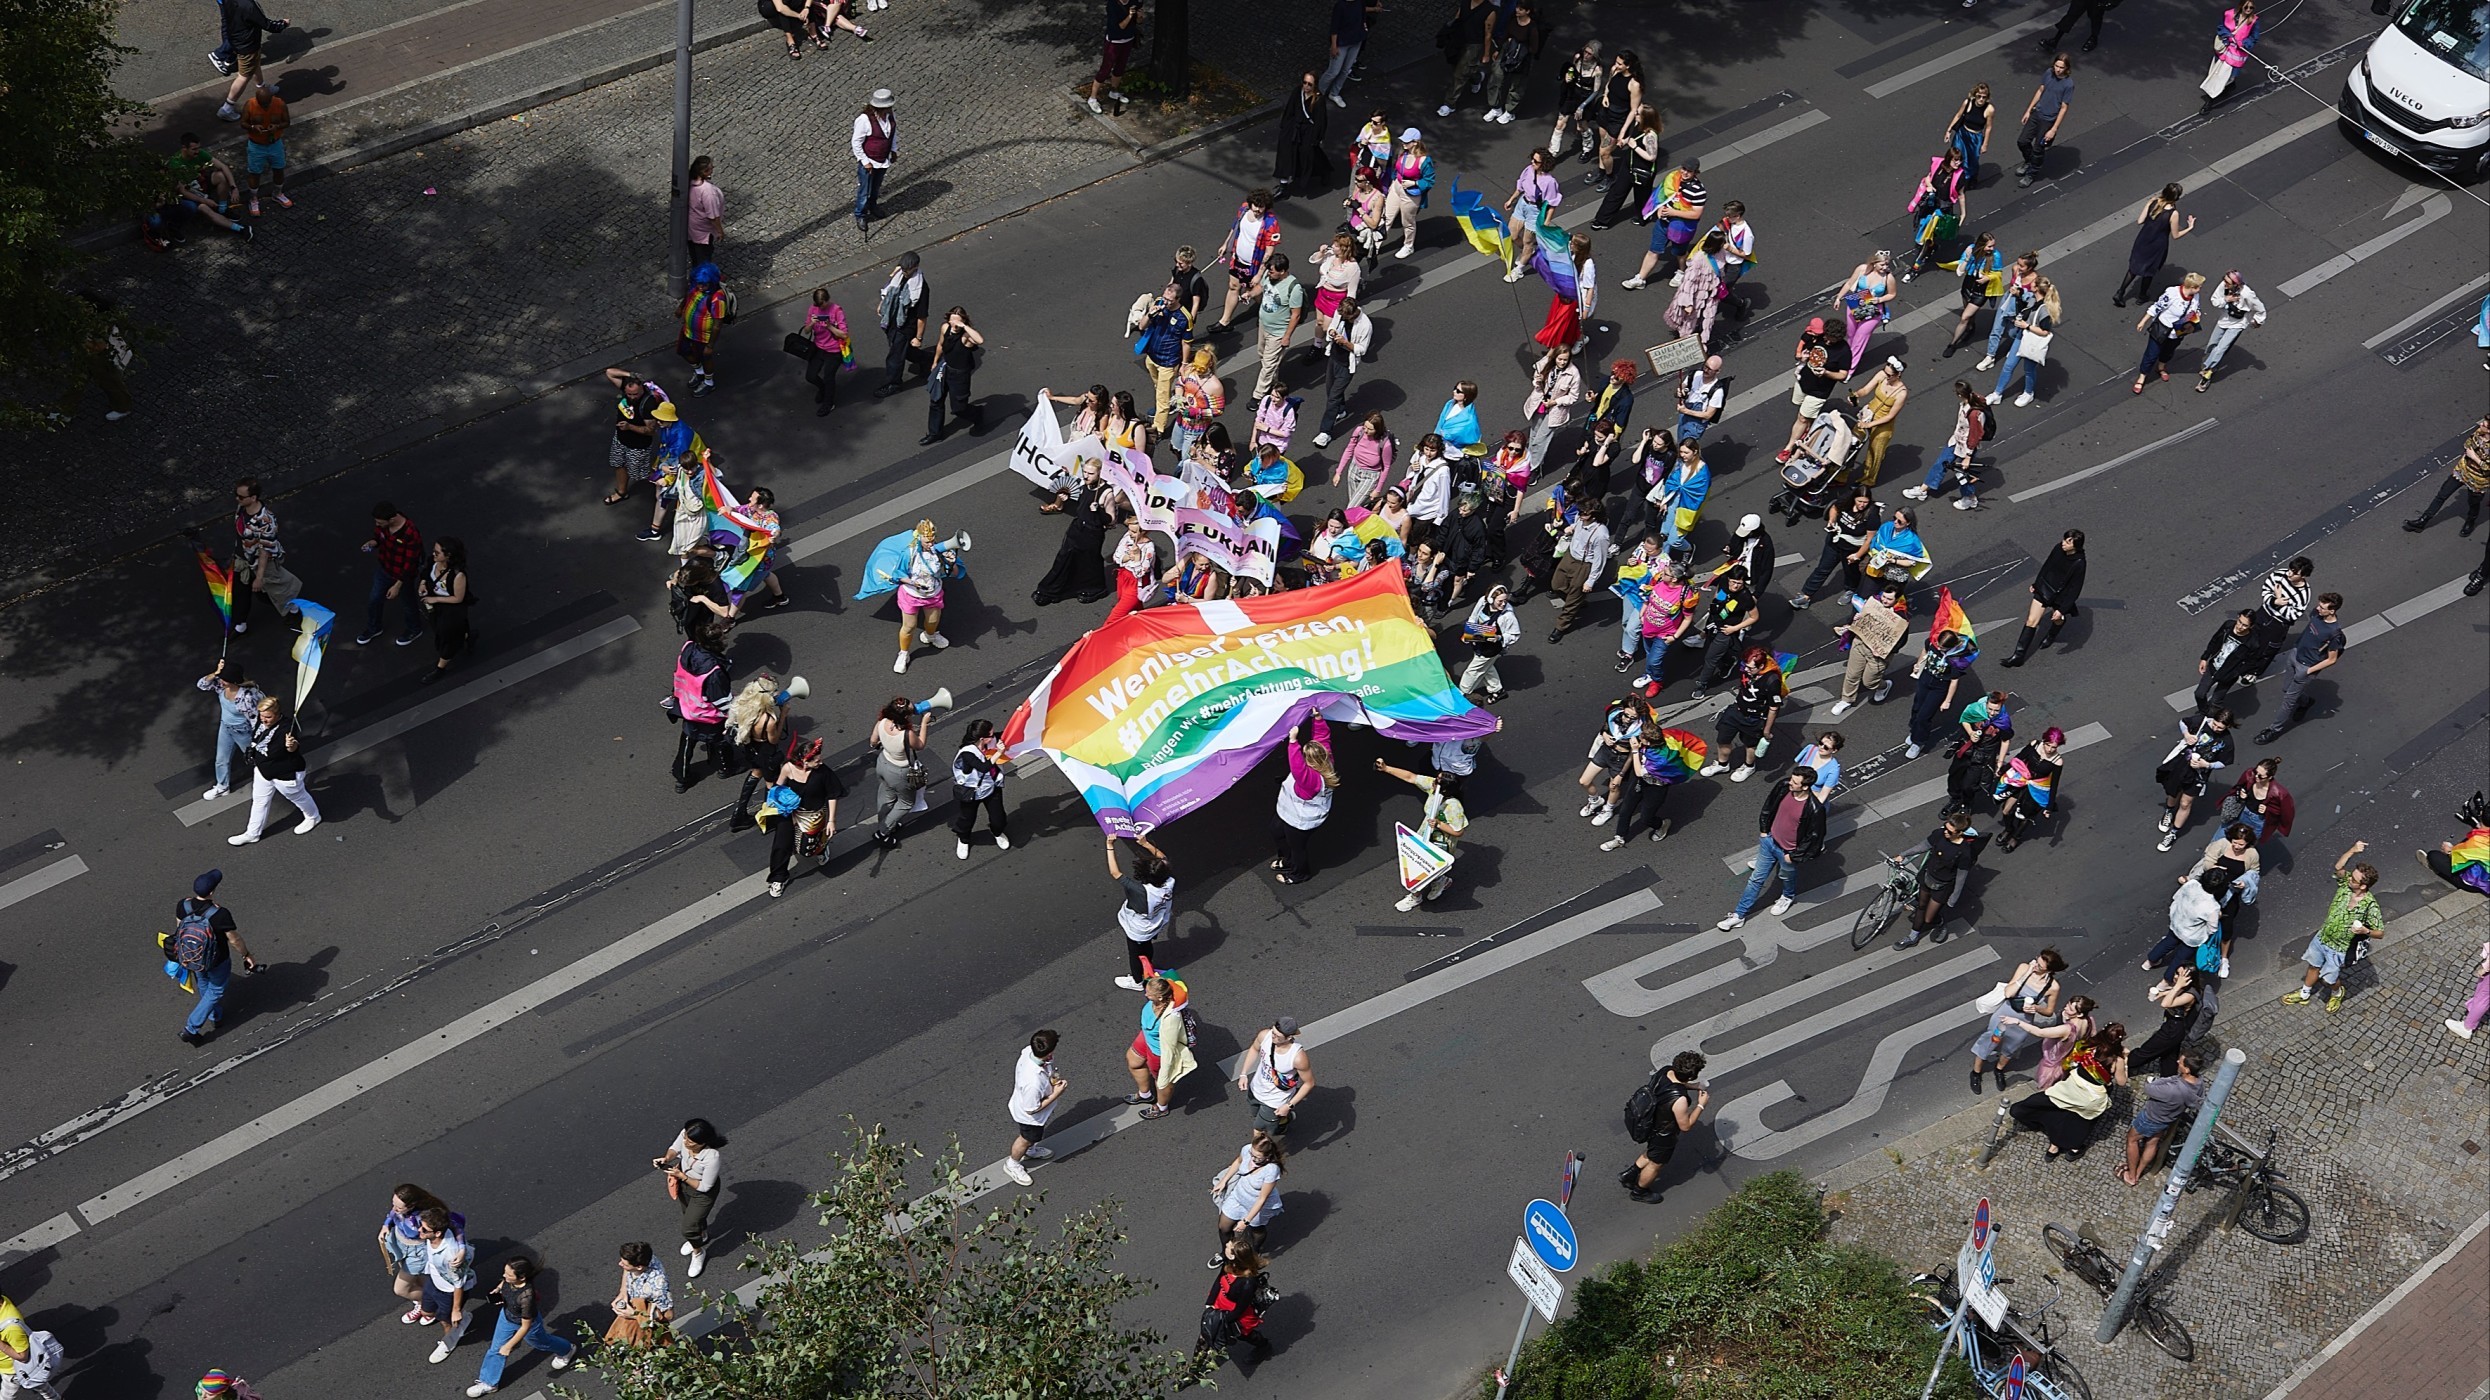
894,519,968,674
725,672,809,831
868,688,950,849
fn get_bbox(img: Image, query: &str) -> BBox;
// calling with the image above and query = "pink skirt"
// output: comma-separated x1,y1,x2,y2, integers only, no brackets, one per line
899,587,944,614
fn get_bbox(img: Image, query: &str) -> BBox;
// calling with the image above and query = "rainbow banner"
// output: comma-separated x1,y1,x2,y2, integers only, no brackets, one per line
1641,728,1708,783
292,599,337,708
1529,203,1578,301
2451,829,2490,895
1447,179,1511,265
194,546,234,627
1003,562,1494,836
1927,586,1977,659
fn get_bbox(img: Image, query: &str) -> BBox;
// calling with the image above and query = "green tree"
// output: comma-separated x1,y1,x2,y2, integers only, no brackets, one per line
0,0,165,427
574,1123,1198,1400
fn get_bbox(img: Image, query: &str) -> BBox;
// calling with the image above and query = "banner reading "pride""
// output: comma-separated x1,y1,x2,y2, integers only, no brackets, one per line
1003,563,1495,836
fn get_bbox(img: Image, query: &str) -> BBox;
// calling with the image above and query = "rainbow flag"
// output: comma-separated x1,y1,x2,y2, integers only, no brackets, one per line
2452,829,2490,894
1447,180,1511,265
1641,728,1708,783
1926,586,1977,660
1530,202,1579,301
1641,166,1698,224
1771,650,1799,679
1997,754,2055,808
291,599,336,708
193,546,234,627
1002,562,1494,836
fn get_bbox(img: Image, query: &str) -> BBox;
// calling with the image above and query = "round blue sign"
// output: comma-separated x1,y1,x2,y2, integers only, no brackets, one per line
1523,1198,1578,1273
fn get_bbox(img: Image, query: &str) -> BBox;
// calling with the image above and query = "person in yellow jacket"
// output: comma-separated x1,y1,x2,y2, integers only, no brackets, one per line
1,1294,63,1400
1123,973,1198,1119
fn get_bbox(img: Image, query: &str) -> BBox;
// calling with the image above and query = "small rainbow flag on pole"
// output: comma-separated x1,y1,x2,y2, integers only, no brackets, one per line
193,545,234,628
1927,586,1977,660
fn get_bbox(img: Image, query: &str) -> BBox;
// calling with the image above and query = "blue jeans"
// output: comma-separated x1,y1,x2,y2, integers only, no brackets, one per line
2143,930,2215,969
1675,414,1712,442
1642,631,1679,687
1921,446,1977,499
1952,127,1986,177
214,720,254,790
365,567,422,640
1734,835,1800,917
1985,305,2022,359
475,1309,574,1389
186,959,231,1035
2201,322,2245,373
854,163,885,221
1992,350,2038,401
1319,42,1361,100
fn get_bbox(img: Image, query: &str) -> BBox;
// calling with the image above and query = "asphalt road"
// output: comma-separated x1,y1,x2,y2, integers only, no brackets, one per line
6,1,2488,1396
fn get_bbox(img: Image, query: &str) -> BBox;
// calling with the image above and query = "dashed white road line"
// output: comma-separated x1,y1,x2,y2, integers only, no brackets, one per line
2363,272,2490,350
2005,416,2219,503
1864,19,2058,100
0,855,88,915
2159,573,2474,711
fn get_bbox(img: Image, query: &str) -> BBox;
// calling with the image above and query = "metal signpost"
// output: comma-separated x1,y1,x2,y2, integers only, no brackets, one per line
2099,1047,2246,1343
1920,1196,2004,1400
1492,1159,1582,1400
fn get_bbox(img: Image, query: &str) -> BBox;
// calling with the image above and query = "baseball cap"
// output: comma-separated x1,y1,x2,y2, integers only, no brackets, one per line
1736,514,1762,537
1275,1016,1300,1037
1398,126,1422,142
1804,317,1826,334
194,869,223,897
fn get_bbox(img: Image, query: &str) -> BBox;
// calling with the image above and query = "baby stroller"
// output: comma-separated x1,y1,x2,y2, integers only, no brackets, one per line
1770,408,1860,525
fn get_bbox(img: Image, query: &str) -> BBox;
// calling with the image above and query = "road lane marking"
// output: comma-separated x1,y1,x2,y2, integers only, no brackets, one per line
2363,273,2489,350
0,1212,78,1266
1710,999,1993,1159
2006,417,2219,503
1695,946,1998,1078
1864,19,2057,99
173,615,642,827
0,855,88,915
2159,574,2473,711
2277,194,2455,298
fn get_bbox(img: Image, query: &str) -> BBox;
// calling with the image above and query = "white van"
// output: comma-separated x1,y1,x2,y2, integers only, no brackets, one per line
2341,0,2490,182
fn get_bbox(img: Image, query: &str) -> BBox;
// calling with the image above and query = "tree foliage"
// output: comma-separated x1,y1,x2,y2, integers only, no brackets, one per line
0,0,168,425
573,1122,1197,1400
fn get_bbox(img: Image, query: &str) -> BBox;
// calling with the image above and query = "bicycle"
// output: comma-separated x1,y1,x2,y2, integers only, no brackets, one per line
1851,849,1927,950
1910,1262,2093,1400
2183,1123,2311,1244
2040,1222,2195,1361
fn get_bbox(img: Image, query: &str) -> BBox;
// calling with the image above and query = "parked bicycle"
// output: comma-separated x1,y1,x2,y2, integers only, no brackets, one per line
1851,849,1928,950
2183,1122,2311,1244
1910,1262,2093,1400
2040,1222,2194,1361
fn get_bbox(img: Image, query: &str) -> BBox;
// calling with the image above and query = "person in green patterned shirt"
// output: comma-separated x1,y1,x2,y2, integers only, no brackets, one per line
2282,841,2382,1013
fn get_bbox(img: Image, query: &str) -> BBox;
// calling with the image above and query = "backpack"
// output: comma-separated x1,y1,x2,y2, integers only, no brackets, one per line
1973,401,1998,445
1623,1070,1666,1141
1175,1000,1201,1048
171,904,222,974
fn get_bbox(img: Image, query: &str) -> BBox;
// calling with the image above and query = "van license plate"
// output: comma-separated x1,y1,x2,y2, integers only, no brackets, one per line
2359,126,2396,153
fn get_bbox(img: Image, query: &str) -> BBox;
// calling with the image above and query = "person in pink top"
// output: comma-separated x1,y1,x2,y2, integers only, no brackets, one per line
1272,715,1337,884
1334,412,1396,508
1501,149,1562,283
685,156,724,268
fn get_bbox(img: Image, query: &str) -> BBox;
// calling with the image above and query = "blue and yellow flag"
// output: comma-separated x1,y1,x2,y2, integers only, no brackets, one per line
1447,180,1510,265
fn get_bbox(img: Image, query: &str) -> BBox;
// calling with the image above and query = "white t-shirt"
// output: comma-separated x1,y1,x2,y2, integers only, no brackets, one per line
1217,1146,1283,1224
1117,875,1177,942
423,1233,475,1292
1010,1046,1059,1126
669,1132,722,1193
1246,1034,1306,1110
1680,370,1726,419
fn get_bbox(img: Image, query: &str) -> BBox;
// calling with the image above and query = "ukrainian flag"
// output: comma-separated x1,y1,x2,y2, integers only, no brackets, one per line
1448,179,1510,264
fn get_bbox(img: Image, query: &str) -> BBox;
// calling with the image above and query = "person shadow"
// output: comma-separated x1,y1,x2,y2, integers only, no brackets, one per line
1281,1084,1354,1153
218,945,339,1033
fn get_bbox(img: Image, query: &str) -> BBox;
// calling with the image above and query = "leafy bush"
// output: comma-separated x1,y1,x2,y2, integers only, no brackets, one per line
1493,1172,1977,1400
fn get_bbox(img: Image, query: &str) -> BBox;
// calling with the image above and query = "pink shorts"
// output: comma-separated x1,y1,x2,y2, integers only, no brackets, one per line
899,587,944,614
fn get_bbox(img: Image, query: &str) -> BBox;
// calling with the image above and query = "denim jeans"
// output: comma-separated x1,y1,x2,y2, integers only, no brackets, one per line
1641,630,1679,687
1985,304,2022,359
1951,127,1986,178
1319,42,1361,100
1798,534,1859,600
1675,414,1712,442
365,567,422,640
1733,834,1800,917
214,720,255,790
1908,669,1954,749
1921,446,1977,499
1992,350,2039,401
186,959,231,1035
2142,929,2211,969
854,163,886,221
1321,352,1356,435
474,1309,575,1389
2201,322,2246,373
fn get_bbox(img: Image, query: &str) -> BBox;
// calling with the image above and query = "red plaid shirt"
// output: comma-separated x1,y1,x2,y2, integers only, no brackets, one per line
372,518,424,581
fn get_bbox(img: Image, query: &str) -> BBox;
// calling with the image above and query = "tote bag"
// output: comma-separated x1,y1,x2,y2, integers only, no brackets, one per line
2017,328,2054,364
2200,57,2234,101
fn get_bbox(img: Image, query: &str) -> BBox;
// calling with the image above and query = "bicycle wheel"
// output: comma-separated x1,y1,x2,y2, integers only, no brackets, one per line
2137,1297,2196,1363
2235,1181,2312,1245
2035,1349,2093,1400
2040,1224,2117,1295
1851,885,1899,950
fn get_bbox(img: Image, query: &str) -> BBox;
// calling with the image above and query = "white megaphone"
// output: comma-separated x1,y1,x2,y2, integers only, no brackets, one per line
774,675,811,706
914,686,954,716
942,529,973,554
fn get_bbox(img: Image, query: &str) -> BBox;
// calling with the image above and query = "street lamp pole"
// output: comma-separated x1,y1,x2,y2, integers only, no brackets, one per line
2098,1046,2246,1342
668,0,693,298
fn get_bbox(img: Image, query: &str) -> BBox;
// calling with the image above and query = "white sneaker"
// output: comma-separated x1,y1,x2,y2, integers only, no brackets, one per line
202,784,230,800
2013,392,2034,408
1984,392,2003,405
549,1354,572,1372
686,1249,706,1279
1113,975,1145,991
1975,356,1996,372
1109,90,1126,103
1953,497,1977,511
1699,762,1727,777
2450,1019,2477,1040
1396,892,1422,912
231,622,248,635
1904,742,1923,759
1716,913,1744,931
469,1384,498,1397
956,840,970,860
1312,431,1333,448
227,831,262,846
1395,245,1414,259
1900,485,1930,500
1591,804,1614,826
1769,895,1794,916
1498,110,1516,124
1436,104,1453,117
1730,765,1755,783
430,1341,454,1364
1003,1158,1033,1185
1668,272,1683,288
682,1240,697,1256
1088,96,1103,114
1579,797,1602,817
2157,831,2178,852
1619,275,1648,290
1329,93,1347,108
2218,956,2232,979
925,632,950,649
995,833,1012,851
293,815,321,835
1503,268,1524,283
1872,681,1894,703
1599,834,1626,851
893,651,910,673
1484,108,1503,122
1828,700,1854,717
768,881,784,898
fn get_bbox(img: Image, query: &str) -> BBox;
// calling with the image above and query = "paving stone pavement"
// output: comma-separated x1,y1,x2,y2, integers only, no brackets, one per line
27,0,1453,586
1825,901,2490,1400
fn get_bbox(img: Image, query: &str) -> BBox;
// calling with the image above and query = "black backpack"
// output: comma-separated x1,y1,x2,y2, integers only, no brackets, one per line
171,904,221,974
1622,1070,1666,1141
1974,401,1999,445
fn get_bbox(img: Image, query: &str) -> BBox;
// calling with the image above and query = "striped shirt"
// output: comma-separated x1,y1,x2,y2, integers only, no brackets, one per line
2257,569,2310,628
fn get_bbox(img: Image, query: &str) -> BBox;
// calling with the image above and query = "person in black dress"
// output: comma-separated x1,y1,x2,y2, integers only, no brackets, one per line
764,737,842,897
417,537,471,685
2002,529,2085,666
1273,71,1330,197
2128,965,2202,1078
2112,184,2194,307
1896,811,1982,948
921,307,985,444
1032,458,1118,605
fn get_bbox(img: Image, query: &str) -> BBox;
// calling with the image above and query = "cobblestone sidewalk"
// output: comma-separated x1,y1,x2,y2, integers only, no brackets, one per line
1824,899,2490,1400
26,0,1453,586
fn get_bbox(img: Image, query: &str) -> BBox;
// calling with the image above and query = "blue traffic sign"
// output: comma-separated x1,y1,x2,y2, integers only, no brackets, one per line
1523,1199,1578,1273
